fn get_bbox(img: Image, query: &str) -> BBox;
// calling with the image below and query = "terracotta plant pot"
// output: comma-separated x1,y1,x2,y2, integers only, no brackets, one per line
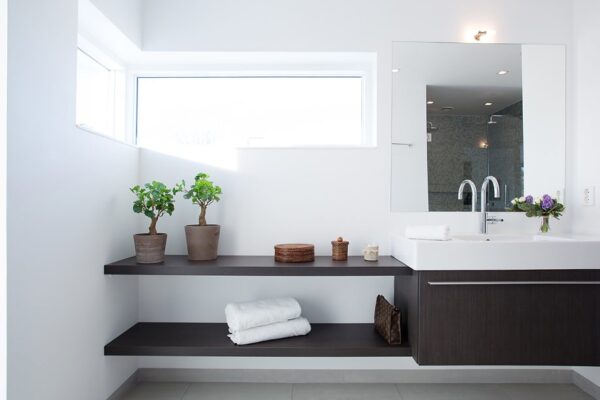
185,224,220,261
133,233,167,264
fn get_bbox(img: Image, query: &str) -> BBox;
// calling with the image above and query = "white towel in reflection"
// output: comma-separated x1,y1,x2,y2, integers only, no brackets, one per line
228,317,311,345
405,225,451,241
225,297,302,332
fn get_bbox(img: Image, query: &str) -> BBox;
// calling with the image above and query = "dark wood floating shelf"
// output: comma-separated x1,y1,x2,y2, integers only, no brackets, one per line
105,322,411,357
104,255,411,276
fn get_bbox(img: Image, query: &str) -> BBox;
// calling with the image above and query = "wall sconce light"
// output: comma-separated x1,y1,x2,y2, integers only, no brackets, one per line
474,30,487,41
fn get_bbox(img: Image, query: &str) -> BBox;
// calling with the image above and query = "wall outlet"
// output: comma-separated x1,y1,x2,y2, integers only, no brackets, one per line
583,186,596,206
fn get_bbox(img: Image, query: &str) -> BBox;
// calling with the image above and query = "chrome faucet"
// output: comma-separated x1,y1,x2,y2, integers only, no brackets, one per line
480,176,501,234
458,179,478,212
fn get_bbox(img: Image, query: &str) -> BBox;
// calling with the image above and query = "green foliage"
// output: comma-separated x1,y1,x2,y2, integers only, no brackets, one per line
508,196,565,220
130,180,185,234
183,173,222,226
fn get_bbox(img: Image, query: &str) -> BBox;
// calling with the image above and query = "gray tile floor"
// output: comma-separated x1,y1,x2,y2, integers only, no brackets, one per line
121,382,595,400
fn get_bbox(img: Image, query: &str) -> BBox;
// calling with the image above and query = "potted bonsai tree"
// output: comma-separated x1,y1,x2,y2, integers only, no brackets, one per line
183,173,222,260
131,181,184,263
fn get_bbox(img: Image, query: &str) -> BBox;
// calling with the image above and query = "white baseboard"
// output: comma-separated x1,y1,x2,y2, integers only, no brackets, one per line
573,370,600,400
136,367,573,384
107,367,600,400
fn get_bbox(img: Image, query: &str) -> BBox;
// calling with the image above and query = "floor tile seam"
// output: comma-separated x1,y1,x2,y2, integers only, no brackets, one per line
394,383,406,400
180,382,192,400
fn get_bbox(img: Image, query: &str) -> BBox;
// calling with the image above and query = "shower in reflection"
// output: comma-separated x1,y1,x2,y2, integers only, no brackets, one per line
425,91,524,212
488,115,504,124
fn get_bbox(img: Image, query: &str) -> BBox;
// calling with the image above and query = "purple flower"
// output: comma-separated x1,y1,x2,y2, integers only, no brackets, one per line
541,194,554,211
525,195,534,204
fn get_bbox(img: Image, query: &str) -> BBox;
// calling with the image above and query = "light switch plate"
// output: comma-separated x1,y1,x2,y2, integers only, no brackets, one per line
583,186,596,206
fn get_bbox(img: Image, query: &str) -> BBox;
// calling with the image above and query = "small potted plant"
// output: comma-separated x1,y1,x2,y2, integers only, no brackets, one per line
130,181,184,263
183,173,222,260
509,194,565,233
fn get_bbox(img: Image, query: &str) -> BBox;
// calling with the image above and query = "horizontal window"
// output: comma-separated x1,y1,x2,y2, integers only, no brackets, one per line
135,76,367,149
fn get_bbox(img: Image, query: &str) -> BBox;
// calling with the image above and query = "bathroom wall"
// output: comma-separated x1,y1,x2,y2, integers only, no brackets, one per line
572,0,600,235
137,0,574,370
522,45,567,199
0,0,6,394
7,0,140,399
89,0,143,47
487,101,524,210
571,0,600,388
5,0,587,398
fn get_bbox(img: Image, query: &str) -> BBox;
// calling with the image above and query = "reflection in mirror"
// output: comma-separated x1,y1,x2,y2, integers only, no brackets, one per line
391,42,565,212
427,88,523,211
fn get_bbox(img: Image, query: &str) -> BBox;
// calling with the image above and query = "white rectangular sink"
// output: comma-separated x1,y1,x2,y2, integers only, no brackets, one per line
453,234,575,242
392,234,600,270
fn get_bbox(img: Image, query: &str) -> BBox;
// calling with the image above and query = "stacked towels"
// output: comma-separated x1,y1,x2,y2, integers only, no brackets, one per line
225,297,311,345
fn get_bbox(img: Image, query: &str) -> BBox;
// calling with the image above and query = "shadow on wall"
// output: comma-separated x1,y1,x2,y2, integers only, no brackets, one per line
136,146,391,256
135,148,235,256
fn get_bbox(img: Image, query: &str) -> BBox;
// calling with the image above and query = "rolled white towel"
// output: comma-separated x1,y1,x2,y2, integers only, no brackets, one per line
405,225,451,241
228,317,311,345
225,297,302,332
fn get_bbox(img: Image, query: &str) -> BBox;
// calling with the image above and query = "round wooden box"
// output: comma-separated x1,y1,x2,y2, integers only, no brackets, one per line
274,244,315,263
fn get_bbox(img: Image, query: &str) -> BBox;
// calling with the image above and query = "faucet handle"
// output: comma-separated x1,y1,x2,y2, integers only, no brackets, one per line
486,216,504,224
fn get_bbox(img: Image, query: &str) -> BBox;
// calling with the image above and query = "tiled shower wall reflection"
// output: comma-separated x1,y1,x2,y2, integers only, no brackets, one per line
427,102,523,212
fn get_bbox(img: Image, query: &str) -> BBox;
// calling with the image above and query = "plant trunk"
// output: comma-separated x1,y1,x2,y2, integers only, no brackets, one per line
149,217,158,235
199,205,207,226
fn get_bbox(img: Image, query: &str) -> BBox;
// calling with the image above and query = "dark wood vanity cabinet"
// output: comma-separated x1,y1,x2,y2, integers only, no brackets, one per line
395,269,600,366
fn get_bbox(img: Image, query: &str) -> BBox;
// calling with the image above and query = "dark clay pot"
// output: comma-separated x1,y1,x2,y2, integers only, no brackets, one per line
185,225,220,261
133,233,167,264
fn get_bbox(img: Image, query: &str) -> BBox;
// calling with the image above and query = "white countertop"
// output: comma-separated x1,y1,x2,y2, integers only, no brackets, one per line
392,234,600,270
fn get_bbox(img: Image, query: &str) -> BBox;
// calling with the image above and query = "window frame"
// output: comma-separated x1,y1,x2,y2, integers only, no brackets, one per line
130,63,376,149
75,35,129,143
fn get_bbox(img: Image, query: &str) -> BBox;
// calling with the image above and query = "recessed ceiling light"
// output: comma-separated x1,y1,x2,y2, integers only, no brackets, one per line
484,102,493,106
427,100,434,105
497,70,509,75
441,106,454,112
392,68,399,73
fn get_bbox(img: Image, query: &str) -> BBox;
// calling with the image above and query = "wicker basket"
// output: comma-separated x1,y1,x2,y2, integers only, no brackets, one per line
274,244,315,263
331,237,349,261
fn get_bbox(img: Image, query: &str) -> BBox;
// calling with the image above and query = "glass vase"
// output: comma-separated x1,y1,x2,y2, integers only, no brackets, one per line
540,215,550,233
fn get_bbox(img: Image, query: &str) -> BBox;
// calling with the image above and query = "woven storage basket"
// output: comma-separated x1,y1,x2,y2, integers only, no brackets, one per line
274,244,315,263
374,294,402,345
331,237,349,261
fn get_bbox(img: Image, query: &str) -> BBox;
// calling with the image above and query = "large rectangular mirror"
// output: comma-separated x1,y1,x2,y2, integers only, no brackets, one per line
391,42,566,212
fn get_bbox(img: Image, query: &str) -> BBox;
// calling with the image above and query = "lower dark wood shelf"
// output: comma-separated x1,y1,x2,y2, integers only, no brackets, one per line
105,322,411,357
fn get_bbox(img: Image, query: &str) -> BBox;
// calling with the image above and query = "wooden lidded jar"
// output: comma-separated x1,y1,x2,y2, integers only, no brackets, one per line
274,243,315,263
331,237,349,261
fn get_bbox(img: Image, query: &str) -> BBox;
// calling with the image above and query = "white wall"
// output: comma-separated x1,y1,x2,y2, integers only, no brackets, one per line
571,0,600,388
571,0,600,235
7,0,139,399
0,0,7,397
137,0,573,370
89,0,143,47
522,45,567,199
6,0,588,395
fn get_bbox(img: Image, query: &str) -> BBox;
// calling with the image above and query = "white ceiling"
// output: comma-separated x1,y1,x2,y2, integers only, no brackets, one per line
393,42,523,115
